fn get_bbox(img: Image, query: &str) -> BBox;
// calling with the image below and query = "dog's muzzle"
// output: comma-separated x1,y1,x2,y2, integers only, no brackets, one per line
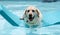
29,14,34,21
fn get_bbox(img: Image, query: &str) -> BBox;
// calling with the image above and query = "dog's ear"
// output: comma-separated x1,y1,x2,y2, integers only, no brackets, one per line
24,10,27,15
20,10,27,20
36,9,39,17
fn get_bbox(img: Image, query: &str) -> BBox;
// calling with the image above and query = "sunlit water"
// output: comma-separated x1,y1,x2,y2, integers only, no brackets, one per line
0,1,60,35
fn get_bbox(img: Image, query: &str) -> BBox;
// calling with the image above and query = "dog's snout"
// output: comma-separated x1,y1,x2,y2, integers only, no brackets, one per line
29,14,32,17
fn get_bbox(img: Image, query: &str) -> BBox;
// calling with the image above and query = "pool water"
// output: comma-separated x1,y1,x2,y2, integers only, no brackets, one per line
0,1,60,35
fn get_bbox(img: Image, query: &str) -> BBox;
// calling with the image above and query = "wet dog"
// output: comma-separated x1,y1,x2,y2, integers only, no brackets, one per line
20,6,42,28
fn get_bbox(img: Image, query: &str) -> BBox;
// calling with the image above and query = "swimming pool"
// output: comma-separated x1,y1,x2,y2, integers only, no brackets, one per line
0,1,60,35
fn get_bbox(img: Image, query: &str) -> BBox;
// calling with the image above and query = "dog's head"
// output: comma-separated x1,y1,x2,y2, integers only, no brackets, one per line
24,6,41,21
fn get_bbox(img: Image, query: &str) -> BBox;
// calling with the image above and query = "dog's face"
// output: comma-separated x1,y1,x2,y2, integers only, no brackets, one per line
24,6,39,21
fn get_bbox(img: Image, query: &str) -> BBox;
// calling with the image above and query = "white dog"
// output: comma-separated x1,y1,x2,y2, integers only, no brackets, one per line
20,6,42,28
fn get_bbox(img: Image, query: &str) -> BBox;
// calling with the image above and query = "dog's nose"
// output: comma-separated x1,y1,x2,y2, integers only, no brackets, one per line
29,14,32,17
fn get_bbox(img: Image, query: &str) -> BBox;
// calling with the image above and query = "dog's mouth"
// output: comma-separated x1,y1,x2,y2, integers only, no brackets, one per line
29,16,34,21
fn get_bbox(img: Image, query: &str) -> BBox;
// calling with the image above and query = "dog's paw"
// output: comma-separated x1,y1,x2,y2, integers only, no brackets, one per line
20,18,24,20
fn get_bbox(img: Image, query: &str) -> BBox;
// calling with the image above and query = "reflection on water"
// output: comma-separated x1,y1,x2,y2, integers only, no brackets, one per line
26,32,40,35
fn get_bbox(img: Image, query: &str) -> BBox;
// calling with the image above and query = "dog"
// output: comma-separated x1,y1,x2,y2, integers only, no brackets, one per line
20,6,42,28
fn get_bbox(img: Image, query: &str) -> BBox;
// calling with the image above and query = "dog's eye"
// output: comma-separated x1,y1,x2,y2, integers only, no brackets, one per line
27,10,30,12
32,10,35,12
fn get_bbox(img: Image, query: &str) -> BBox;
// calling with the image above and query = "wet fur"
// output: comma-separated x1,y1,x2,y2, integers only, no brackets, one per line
20,6,42,28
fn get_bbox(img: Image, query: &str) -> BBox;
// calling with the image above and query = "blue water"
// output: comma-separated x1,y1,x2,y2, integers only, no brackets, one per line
0,1,60,35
